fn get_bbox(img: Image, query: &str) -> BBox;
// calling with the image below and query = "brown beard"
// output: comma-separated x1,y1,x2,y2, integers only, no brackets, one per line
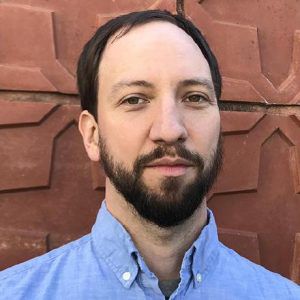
99,133,223,227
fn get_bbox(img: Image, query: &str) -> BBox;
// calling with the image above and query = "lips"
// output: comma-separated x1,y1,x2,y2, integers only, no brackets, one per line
146,157,193,167
145,157,194,176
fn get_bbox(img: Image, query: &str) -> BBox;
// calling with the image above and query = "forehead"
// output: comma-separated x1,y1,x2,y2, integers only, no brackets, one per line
98,21,212,89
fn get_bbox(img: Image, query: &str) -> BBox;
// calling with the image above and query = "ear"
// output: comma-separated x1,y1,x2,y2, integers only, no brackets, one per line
78,110,100,162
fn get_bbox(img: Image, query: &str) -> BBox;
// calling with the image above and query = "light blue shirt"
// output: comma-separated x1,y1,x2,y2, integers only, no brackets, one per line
0,201,299,299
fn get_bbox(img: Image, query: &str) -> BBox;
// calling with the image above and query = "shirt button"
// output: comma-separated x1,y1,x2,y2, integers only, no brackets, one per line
122,272,131,281
196,273,202,283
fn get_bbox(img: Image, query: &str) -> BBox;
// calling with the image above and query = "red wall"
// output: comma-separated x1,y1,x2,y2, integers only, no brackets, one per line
0,0,299,283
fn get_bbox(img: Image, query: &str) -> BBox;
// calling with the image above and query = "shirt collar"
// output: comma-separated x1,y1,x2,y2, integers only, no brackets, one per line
91,201,219,288
91,201,139,288
191,210,219,286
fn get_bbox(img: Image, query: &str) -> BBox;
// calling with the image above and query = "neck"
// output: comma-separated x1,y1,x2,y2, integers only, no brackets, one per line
105,180,208,280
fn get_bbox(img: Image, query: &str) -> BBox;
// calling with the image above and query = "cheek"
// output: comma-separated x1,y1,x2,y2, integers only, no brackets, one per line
186,111,220,154
98,113,149,166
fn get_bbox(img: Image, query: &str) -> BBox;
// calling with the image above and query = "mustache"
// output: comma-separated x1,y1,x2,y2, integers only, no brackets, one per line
133,143,205,174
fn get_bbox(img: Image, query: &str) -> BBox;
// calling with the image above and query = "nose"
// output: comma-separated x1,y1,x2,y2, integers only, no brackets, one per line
149,99,188,145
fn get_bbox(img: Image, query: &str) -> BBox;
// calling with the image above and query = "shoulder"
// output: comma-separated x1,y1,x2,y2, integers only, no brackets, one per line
216,242,300,298
0,234,91,280
0,234,96,299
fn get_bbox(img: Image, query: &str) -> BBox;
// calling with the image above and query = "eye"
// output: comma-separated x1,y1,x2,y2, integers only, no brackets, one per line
122,96,148,105
183,93,209,104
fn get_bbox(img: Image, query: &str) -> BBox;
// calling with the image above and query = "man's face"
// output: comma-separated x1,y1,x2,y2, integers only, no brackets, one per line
97,21,222,227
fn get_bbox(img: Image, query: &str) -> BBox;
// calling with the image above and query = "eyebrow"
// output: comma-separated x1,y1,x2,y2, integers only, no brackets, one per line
110,80,154,96
178,78,215,96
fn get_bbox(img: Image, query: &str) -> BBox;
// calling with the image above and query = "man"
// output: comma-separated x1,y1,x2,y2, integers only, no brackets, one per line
0,10,299,300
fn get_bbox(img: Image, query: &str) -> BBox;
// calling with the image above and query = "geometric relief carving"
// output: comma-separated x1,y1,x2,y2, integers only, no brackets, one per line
0,125,54,191
214,130,261,194
210,114,300,281
0,4,54,65
221,111,265,134
221,77,266,103
218,228,261,264
185,0,300,104
0,100,58,126
0,102,81,192
290,147,300,194
0,3,75,93
278,30,300,101
2,0,300,102
215,112,300,195
0,64,56,92
0,100,102,270
0,0,175,94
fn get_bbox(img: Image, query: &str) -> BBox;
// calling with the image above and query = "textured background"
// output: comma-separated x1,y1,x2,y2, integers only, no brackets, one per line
0,0,299,284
